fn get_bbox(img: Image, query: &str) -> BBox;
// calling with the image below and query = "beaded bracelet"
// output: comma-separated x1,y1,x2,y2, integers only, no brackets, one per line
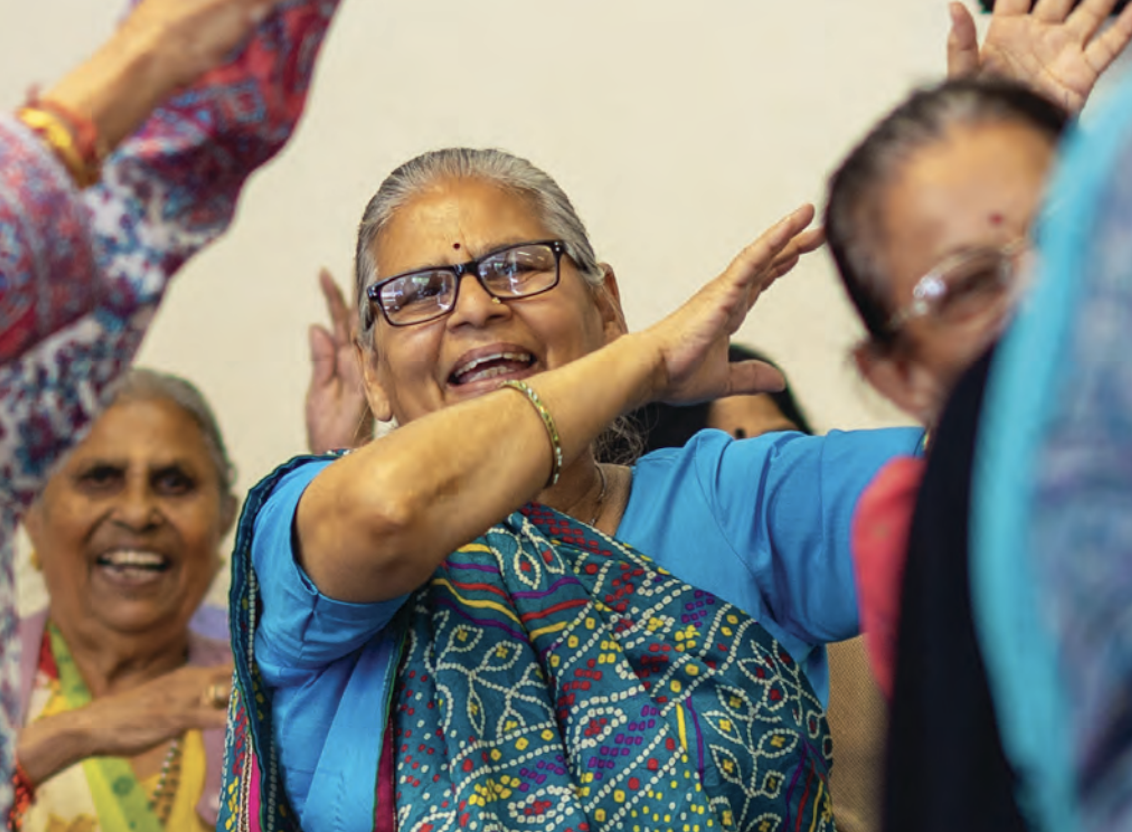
500,380,563,487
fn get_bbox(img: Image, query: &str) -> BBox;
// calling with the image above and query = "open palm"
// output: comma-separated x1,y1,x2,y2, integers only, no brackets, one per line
305,269,373,454
948,0,1132,112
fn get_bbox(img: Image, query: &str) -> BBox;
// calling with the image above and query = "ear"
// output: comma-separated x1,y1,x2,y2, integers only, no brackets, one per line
218,494,239,540
23,500,44,550
593,263,628,344
853,342,943,425
357,340,395,423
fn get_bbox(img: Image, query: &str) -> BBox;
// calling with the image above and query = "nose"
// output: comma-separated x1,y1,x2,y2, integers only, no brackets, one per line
110,477,163,532
445,272,509,330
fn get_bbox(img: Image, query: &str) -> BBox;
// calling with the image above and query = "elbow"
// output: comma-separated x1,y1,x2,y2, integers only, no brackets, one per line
298,482,437,603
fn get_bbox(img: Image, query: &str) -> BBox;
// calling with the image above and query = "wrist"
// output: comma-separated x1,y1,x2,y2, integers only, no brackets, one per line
43,25,170,155
617,332,668,412
17,707,100,787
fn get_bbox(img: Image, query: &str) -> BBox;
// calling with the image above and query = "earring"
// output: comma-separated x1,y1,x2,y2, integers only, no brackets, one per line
29,550,41,572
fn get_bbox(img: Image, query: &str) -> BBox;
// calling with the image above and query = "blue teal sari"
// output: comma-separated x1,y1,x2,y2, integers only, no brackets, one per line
219,457,836,832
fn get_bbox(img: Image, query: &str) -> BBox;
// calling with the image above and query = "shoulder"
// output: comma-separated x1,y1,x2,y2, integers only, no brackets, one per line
633,426,923,495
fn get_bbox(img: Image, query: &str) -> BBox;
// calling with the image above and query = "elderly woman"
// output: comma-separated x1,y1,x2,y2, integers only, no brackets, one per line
13,369,236,831
220,147,921,832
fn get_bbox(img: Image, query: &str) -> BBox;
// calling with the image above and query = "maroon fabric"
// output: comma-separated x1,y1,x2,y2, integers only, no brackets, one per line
375,716,397,832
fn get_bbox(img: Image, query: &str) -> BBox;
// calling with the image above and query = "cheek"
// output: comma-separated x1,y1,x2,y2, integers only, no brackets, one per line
169,503,224,558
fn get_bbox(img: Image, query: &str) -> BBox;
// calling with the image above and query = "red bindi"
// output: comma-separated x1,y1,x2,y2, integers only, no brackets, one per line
452,242,461,250
989,213,1004,226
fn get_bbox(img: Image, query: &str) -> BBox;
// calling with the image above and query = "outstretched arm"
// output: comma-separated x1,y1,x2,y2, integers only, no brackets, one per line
947,0,1132,111
298,208,824,604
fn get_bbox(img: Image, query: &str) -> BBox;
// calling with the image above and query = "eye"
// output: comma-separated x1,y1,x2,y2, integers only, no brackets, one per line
152,467,197,497
482,246,554,290
75,464,123,493
381,271,452,312
937,255,1008,321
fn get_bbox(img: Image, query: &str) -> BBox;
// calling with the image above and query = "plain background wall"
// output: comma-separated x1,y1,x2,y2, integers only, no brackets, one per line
3,0,1126,611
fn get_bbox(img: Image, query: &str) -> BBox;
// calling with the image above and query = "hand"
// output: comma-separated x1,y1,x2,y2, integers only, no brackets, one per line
119,0,285,89
18,663,233,786
306,268,373,454
947,0,1132,112
45,0,286,156
640,204,823,406
81,664,233,758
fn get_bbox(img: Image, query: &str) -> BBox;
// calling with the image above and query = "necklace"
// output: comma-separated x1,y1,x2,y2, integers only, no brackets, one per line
149,737,183,825
589,464,608,527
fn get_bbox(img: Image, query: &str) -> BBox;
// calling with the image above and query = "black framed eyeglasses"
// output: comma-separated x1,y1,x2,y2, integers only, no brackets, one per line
365,240,567,327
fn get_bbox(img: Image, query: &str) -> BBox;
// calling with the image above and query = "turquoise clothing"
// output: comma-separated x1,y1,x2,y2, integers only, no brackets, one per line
975,72,1132,832
251,427,921,829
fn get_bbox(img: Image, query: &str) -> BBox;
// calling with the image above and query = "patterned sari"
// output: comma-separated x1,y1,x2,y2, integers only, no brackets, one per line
220,460,836,832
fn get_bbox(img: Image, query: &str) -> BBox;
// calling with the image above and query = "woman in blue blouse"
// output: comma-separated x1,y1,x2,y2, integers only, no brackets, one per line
220,148,921,832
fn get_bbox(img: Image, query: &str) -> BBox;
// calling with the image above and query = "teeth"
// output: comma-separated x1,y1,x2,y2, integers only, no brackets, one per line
99,550,166,568
453,351,532,383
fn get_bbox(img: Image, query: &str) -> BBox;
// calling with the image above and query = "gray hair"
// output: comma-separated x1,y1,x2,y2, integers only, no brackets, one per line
107,368,236,503
354,147,604,339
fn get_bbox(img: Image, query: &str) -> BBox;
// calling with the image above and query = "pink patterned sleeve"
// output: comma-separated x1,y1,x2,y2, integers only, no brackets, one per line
0,0,341,515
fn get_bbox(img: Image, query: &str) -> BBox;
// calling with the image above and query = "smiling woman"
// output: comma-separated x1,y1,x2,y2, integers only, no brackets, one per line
221,147,923,832
12,369,236,832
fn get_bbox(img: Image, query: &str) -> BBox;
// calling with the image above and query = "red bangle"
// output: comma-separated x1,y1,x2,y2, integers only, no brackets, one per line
9,760,36,830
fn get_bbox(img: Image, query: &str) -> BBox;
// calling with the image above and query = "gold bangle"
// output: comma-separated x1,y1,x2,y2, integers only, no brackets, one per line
16,106,100,188
500,380,563,487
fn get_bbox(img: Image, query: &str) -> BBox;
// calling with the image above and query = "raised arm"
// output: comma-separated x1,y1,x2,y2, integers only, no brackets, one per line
947,0,1132,111
0,0,288,364
297,207,824,603
0,0,340,516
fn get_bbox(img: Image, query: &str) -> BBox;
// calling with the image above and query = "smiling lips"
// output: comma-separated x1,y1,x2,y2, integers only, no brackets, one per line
95,549,171,586
449,350,534,386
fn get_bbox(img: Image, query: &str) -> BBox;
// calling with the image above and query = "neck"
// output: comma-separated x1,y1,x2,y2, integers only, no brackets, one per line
537,452,624,533
48,613,190,698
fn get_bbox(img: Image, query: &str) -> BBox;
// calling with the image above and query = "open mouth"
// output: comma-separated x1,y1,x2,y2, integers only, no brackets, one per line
449,351,535,386
95,550,171,584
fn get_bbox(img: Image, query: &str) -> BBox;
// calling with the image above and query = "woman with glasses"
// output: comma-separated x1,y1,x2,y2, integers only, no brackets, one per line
219,147,922,832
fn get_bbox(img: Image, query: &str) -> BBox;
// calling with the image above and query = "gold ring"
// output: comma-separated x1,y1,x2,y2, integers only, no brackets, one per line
203,682,229,709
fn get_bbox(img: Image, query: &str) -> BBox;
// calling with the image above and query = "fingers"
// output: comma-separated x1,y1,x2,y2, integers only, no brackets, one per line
318,268,352,346
1066,0,1120,41
995,0,1036,15
1083,0,1132,65
727,360,786,397
947,2,981,78
309,325,337,387
727,204,816,287
1033,0,1079,23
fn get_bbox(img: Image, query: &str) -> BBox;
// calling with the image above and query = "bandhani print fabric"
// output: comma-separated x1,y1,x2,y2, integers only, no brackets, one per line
394,504,834,832
222,461,835,832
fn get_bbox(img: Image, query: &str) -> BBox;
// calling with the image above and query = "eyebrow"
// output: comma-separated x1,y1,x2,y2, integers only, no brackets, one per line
379,237,543,282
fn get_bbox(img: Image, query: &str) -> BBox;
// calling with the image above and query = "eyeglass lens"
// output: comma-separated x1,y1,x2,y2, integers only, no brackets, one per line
376,242,560,325
933,250,1014,323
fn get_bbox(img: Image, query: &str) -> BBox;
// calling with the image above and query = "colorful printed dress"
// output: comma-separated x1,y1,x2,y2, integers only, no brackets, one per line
221,428,923,832
0,0,340,816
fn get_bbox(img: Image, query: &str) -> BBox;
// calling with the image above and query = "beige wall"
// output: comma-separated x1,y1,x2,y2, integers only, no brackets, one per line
0,1,1063,610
